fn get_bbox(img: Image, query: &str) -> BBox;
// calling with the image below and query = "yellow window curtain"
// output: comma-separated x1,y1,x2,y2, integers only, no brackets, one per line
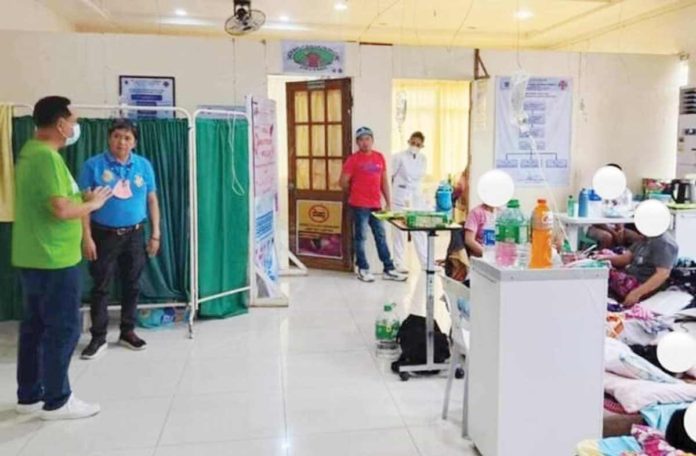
391,79,470,186
0,104,14,221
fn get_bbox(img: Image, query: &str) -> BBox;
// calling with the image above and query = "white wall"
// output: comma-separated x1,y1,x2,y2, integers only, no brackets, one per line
0,32,266,111
0,0,74,32
0,30,681,265
468,50,680,212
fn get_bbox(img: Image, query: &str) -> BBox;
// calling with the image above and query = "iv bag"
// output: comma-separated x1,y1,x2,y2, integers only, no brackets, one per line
395,91,408,133
509,70,530,134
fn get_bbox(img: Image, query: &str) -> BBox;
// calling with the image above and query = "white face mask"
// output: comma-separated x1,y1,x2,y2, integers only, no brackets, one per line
408,145,420,155
64,123,81,147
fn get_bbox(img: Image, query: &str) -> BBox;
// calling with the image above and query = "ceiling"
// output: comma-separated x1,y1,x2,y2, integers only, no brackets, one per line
39,0,696,54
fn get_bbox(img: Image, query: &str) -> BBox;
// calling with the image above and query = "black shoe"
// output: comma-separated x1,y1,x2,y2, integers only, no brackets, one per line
81,339,107,360
118,331,147,351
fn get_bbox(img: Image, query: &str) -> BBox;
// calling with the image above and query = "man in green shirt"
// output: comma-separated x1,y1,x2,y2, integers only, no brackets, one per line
12,96,111,420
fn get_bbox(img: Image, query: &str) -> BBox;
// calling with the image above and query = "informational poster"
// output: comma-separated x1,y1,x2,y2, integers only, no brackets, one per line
495,76,572,186
119,76,175,119
282,41,345,75
248,96,280,293
297,200,343,259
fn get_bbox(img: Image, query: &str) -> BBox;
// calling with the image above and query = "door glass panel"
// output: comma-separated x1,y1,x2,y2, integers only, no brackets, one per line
310,90,325,122
296,159,310,190
311,125,326,157
295,125,309,157
294,91,309,123
312,159,327,190
328,125,343,157
328,159,343,191
327,89,342,122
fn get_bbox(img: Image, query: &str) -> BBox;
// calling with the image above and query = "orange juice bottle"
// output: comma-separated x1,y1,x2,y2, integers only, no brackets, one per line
530,199,553,269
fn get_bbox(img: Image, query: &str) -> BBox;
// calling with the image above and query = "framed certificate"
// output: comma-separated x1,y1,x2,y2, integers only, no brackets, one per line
119,75,176,119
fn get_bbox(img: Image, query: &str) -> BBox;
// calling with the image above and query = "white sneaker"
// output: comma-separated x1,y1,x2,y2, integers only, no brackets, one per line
357,269,376,282
16,401,44,415
41,395,100,421
394,264,410,274
383,270,408,282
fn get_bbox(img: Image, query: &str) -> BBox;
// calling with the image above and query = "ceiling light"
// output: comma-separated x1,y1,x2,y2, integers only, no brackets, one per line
174,8,187,17
263,22,310,32
334,2,348,11
279,15,290,22
514,9,534,20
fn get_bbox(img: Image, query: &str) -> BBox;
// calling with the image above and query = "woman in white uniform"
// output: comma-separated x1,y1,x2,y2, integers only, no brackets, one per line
391,131,428,272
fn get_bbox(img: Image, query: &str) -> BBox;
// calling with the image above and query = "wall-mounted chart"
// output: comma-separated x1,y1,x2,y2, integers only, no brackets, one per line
495,76,572,186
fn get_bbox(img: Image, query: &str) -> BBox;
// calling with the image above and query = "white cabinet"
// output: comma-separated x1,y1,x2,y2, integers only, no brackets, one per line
468,260,608,456
672,210,696,260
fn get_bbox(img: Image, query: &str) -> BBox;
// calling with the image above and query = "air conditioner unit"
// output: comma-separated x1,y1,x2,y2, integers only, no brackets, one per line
677,86,696,177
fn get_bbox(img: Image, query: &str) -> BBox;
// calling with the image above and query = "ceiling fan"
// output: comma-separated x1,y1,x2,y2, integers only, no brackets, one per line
224,0,266,36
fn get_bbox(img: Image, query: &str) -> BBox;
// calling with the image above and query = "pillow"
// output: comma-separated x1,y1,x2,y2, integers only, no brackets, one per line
604,373,696,413
605,337,680,384
640,290,694,317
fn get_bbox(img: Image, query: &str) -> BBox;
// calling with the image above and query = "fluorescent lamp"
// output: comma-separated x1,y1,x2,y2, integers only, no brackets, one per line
263,22,310,32
279,15,290,22
514,9,534,20
335,2,348,11
174,8,187,17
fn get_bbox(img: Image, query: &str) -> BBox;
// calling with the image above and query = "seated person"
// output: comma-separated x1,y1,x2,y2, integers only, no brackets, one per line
463,203,495,258
451,169,468,223
587,163,641,250
599,231,678,306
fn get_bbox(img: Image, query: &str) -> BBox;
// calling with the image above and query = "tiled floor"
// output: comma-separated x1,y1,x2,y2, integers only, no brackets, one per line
0,268,478,456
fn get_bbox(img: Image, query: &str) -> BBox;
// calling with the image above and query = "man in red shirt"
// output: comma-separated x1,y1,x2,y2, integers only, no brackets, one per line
339,127,407,282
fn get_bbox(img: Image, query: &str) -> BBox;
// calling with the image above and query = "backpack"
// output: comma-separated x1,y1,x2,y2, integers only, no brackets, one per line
391,314,450,375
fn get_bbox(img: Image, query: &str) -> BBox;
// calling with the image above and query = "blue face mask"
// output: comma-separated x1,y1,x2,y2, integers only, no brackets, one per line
64,123,81,147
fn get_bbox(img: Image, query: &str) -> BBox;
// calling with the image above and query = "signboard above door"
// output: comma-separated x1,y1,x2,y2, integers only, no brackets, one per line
282,41,345,76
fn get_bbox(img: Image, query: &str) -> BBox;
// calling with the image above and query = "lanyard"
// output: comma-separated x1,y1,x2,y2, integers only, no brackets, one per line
106,153,133,181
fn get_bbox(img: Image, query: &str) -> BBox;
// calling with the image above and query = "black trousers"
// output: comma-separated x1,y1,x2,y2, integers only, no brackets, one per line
88,224,146,341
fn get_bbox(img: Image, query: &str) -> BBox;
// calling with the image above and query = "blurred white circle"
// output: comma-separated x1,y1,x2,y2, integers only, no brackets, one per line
477,170,514,208
634,200,671,237
685,402,696,442
592,166,627,200
656,332,696,374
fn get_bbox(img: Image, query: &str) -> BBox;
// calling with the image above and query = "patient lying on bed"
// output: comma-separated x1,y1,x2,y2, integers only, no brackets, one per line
598,232,679,307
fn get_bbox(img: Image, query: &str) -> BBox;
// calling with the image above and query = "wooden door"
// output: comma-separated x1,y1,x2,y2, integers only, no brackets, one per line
287,78,353,271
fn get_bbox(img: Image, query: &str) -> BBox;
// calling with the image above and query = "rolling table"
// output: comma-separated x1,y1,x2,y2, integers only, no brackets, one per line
387,218,462,380
557,214,633,250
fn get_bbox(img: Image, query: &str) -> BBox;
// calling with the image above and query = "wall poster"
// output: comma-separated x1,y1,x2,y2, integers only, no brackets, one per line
495,76,572,186
119,75,175,119
296,200,343,259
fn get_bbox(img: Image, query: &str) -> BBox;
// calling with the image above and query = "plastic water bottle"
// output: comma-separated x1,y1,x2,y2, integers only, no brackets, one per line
376,303,400,358
435,181,454,221
588,189,602,218
482,213,496,262
530,199,554,269
578,188,589,218
567,195,577,218
495,200,524,267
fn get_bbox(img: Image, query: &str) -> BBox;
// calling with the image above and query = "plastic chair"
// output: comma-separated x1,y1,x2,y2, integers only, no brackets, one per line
439,273,471,438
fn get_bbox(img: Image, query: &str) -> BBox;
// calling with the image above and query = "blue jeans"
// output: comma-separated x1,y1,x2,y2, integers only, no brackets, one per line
351,206,395,272
17,266,82,410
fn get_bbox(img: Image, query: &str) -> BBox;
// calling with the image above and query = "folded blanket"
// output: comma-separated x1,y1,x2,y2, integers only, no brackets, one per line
604,373,696,413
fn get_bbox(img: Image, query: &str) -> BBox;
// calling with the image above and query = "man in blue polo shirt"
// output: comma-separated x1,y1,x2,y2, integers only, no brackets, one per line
78,119,161,359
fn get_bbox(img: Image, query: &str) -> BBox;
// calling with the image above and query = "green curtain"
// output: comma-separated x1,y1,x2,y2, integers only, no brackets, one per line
0,116,35,320
196,118,250,318
0,116,190,321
